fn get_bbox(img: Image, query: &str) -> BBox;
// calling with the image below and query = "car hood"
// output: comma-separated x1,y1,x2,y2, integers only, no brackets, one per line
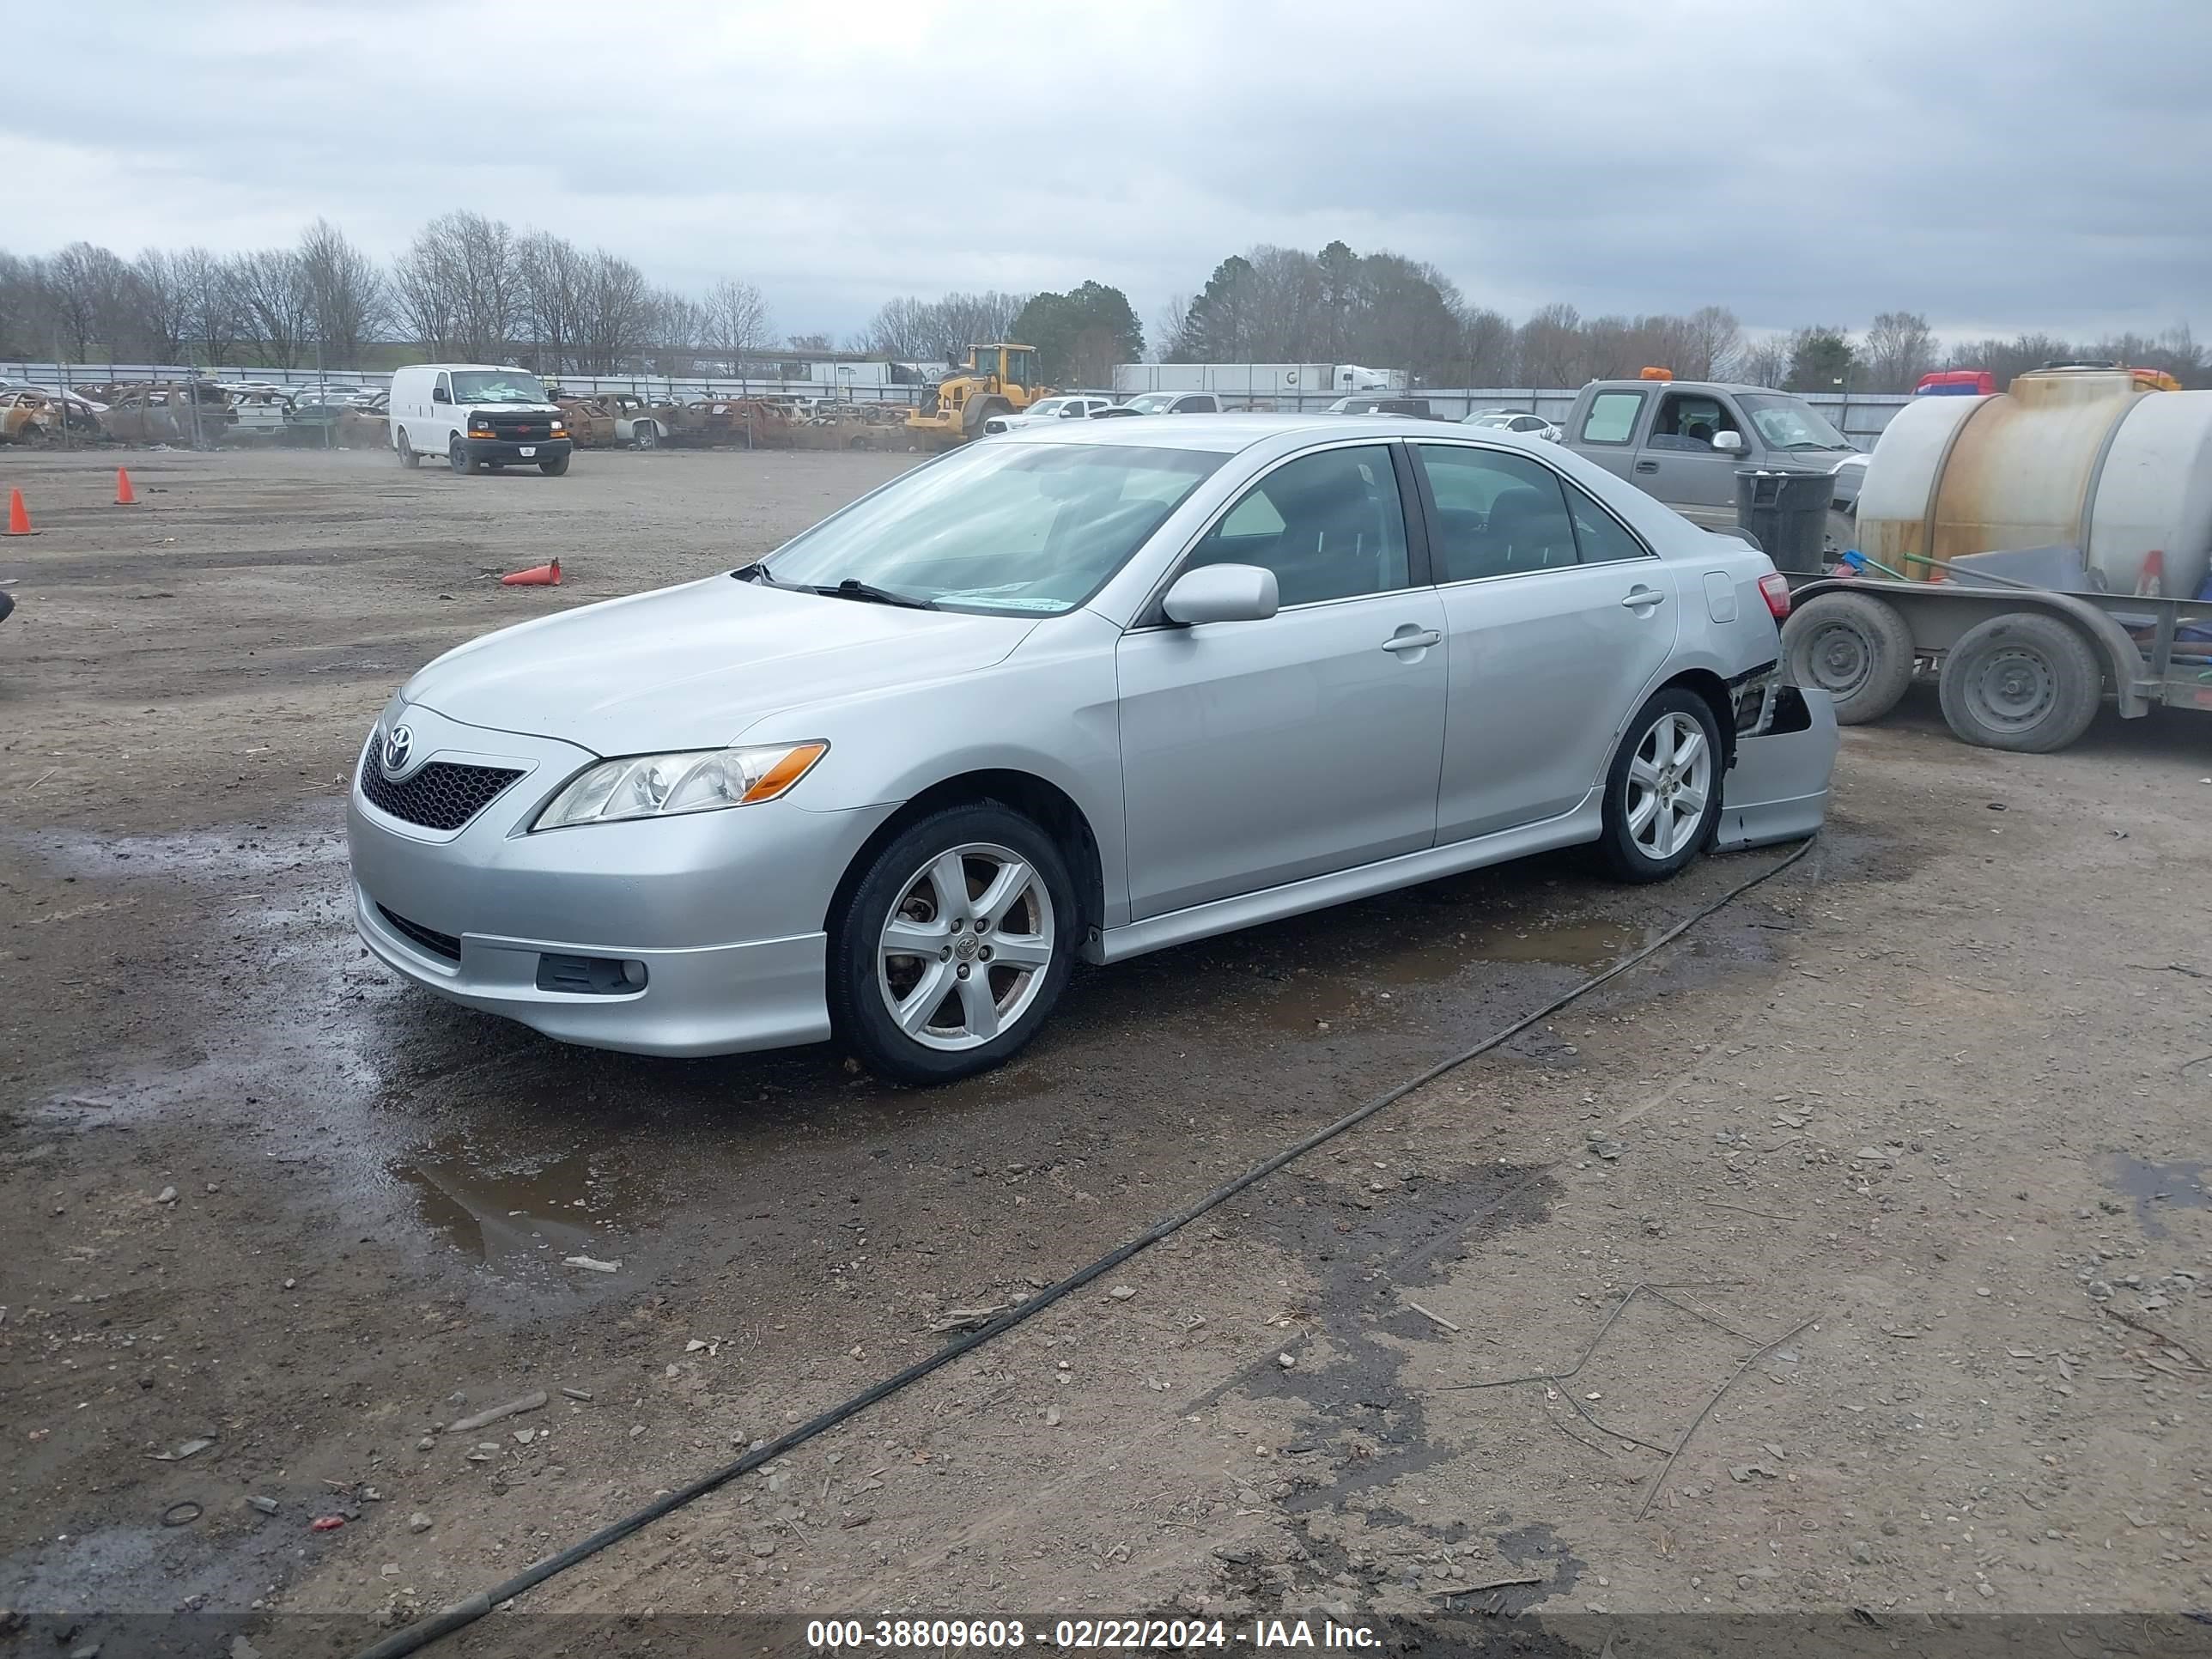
400,575,1039,755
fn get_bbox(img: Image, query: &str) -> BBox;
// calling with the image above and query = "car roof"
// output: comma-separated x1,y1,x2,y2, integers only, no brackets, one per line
1002,413,1447,454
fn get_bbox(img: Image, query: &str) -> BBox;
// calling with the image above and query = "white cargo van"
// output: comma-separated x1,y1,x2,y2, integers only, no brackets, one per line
387,363,574,476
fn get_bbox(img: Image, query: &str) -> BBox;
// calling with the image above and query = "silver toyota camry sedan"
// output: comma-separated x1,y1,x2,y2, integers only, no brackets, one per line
348,416,1836,1082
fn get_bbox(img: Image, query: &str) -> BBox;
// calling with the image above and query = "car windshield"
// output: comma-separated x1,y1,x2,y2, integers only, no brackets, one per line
449,370,550,404
762,441,1224,616
1125,393,1175,413
1466,412,1516,427
1741,394,1850,451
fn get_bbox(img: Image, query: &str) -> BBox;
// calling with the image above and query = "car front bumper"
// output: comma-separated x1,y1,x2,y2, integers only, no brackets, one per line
462,436,574,464
344,706,894,1057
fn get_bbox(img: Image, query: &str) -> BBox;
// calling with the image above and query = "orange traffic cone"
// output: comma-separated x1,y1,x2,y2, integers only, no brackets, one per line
500,558,561,586
114,466,137,507
3,487,33,537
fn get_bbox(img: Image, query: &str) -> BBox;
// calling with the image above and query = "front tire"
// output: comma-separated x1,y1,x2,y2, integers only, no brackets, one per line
635,422,659,449
1597,688,1723,883
539,455,570,476
829,803,1077,1084
448,440,479,475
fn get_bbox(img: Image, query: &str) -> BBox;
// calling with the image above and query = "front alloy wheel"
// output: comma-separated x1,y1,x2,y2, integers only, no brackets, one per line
831,803,1076,1083
878,844,1054,1050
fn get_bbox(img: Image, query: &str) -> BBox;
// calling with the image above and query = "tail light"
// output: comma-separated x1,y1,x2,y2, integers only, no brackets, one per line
1758,572,1791,619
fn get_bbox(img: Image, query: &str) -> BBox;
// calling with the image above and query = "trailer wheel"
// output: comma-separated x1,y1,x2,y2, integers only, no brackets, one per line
1937,611,2101,754
1783,591,1917,725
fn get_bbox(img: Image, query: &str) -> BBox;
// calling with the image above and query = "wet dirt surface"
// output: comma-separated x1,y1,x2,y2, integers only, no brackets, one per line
5,449,2212,1654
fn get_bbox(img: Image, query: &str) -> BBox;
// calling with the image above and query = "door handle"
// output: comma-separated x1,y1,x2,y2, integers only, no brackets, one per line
1633,459,1659,474
1381,629,1442,653
1620,586,1666,610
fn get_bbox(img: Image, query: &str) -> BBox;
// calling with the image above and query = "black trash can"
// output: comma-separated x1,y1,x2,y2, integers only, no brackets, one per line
1735,466,1832,574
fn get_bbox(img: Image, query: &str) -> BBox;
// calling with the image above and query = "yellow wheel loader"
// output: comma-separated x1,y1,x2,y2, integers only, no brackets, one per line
905,343,1051,448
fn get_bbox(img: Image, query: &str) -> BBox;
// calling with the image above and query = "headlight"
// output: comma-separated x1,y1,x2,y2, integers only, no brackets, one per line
531,741,828,830
550,421,565,434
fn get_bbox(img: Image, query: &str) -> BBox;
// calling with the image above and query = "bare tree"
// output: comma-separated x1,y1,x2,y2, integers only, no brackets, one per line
40,242,138,359
297,218,387,368
230,249,313,368
1860,310,1937,392
125,248,195,362
175,247,243,367
515,231,587,375
1679,305,1743,380
646,289,703,374
1459,307,1518,384
1738,333,1790,387
0,252,42,357
1516,302,1586,386
393,212,521,361
573,250,652,374
1152,294,1189,363
702,277,772,368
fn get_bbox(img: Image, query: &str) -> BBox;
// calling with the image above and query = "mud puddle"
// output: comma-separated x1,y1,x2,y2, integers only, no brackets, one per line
392,1134,649,1267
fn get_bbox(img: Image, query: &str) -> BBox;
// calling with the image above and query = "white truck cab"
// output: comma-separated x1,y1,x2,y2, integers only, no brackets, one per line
389,363,574,476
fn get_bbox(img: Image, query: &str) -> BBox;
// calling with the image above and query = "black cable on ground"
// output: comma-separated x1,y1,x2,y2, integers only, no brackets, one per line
356,836,1817,1659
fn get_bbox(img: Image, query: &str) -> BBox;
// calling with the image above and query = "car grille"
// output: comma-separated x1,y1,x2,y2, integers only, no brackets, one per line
484,416,556,441
360,756,523,831
377,904,461,962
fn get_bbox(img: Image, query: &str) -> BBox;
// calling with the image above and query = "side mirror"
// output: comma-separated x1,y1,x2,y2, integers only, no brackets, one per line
1711,429,1745,453
431,386,451,404
1163,563,1279,626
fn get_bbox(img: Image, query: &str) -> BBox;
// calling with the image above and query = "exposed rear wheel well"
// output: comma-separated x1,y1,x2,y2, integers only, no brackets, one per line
827,770,1104,941
1661,668,1738,768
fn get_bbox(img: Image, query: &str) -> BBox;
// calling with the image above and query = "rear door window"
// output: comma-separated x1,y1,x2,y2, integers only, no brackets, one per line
1414,445,1577,580
1579,391,1644,445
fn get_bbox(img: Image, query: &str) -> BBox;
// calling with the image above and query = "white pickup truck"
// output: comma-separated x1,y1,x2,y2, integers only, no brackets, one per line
1557,379,1866,553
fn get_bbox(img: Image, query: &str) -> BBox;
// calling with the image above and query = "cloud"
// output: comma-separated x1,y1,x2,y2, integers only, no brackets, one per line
9,0,2206,342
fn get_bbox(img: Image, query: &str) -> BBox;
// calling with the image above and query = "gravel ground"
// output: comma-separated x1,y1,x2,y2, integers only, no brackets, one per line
3,447,2208,1656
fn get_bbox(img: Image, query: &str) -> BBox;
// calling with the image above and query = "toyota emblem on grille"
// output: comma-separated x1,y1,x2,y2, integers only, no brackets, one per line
382,724,414,776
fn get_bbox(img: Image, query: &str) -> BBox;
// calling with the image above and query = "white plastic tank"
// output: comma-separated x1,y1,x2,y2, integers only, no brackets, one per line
1856,368,2212,597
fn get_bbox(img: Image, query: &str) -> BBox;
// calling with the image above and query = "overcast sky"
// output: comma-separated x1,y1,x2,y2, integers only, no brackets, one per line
9,1,2206,349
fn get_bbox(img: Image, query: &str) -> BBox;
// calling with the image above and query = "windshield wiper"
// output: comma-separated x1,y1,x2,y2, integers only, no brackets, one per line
729,562,785,586
803,579,939,611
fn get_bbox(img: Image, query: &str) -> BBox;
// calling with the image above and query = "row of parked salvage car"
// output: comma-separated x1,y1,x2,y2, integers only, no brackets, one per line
549,391,911,452
0,379,396,447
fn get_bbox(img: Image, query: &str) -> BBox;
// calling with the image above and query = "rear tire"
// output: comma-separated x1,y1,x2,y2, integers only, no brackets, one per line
1937,611,2101,753
829,802,1077,1085
396,430,418,469
1784,591,1916,725
635,422,659,449
539,455,570,476
1597,688,1723,883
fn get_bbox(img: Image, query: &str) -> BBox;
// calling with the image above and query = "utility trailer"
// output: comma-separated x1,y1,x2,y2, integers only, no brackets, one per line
1781,546,2212,753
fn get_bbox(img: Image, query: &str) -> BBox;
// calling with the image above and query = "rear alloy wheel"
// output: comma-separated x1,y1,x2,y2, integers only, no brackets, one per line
830,804,1075,1084
635,422,659,449
1598,688,1722,882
